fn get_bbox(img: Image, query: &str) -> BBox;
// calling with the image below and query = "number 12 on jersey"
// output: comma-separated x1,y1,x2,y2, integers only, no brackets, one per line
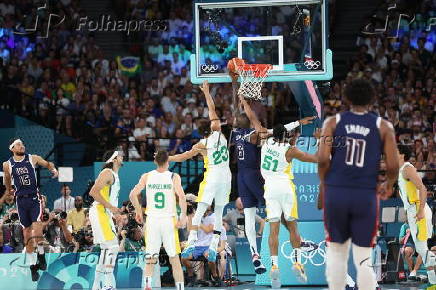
345,137,366,167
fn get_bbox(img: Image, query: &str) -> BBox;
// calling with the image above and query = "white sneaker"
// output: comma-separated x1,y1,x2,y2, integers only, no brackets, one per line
270,265,281,288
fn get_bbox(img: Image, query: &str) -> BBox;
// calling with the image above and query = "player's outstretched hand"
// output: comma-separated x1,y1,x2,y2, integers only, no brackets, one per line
135,209,144,224
229,70,239,82
199,80,210,94
299,116,316,125
176,214,187,229
51,168,59,179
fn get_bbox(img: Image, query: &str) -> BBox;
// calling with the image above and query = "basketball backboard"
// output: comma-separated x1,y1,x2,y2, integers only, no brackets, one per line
191,0,333,84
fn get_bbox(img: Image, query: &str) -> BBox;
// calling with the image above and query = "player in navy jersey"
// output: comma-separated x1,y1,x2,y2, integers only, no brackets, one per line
229,71,316,274
2,138,58,281
318,79,399,290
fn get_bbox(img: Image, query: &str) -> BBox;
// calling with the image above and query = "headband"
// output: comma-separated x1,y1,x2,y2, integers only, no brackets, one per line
106,151,118,163
9,139,22,151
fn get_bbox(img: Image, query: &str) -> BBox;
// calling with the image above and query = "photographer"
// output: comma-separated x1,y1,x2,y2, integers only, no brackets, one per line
72,226,97,253
120,226,145,252
1,211,24,252
43,211,73,252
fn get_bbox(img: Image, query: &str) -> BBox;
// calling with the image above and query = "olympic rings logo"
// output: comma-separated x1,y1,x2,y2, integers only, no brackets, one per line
280,240,326,266
304,60,321,70
201,64,219,73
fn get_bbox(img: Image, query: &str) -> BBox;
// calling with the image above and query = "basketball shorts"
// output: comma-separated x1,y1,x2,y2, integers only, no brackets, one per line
264,179,298,222
145,216,180,257
16,194,43,228
89,204,117,244
324,185,378,247
197,170,231,206
238,168,265,208
407,203,433,242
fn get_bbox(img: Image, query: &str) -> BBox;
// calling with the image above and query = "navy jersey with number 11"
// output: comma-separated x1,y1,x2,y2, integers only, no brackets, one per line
325,111,382,189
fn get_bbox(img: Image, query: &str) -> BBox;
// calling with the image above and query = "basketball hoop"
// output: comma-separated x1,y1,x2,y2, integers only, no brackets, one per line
236,63,272,101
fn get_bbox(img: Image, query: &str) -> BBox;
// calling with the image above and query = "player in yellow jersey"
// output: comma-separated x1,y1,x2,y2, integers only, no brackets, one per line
398,145,436,284
89,151,123,290
130,150,187,290
168,81,231,263
240,95,319,286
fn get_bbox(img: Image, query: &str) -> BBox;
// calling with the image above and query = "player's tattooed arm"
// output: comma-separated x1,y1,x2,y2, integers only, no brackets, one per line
2,162,13,194
89,169,120,214
173,173,187,228
317,116,336,209
200,81,221,132
32,155,58,178
130,173,148,224
168,143,204,162
379,119,399,200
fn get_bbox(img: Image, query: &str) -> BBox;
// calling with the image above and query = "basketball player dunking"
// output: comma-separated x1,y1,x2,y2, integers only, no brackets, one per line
318,79,399,290
229,71,316,275
169,81,231,263
2,138,58,281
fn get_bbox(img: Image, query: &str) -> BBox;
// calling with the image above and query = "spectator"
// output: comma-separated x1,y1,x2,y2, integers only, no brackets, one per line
66,196,86,233
0,191,15,219
223,197,265,238
182,206,227,287
53,185,75,212
399,221,422,280
120,226,145,252
44,212,74,252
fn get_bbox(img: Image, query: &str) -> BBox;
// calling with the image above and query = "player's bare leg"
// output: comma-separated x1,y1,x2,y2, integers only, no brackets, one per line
143,257,157,290
169,256,185,290
268,221,281,288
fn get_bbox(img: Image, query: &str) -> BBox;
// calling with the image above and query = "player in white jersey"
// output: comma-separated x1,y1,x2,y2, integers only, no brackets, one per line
239,96,319,286
397,145,436,284
130,151,187,290
169,81,231,262
89,151,123,290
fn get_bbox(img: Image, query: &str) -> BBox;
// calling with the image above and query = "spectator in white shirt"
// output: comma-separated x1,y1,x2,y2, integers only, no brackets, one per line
171,53,184,75
53,185,75,212
161,91,178,115
182,99,199,118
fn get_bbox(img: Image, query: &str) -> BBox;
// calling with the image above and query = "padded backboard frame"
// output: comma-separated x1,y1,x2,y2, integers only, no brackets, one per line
191,0,333,84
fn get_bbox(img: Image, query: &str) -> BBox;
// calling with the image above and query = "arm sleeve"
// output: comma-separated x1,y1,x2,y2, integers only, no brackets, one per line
284,121,300,132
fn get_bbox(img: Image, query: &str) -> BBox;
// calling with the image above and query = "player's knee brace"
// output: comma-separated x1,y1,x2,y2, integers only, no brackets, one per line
352,244,376,290
415,241,436,268
326,241,350,290
192,202,208,226
100,239,119,270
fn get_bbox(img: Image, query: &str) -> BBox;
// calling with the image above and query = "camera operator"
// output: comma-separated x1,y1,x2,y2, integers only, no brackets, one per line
120,226,145,252
0,217,14,253
72,226,96,253
0,190,16,219
1,211,24,252
43,211,73,252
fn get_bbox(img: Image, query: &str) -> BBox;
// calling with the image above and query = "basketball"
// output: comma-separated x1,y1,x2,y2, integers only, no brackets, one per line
227,57,245,73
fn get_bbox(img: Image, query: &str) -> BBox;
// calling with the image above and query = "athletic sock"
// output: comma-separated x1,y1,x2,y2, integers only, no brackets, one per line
143,276,152,289
176,281,184,290
271,256,278,267
37,244,44,255
427,270,436,284
92,264,104,290
26,252,37,265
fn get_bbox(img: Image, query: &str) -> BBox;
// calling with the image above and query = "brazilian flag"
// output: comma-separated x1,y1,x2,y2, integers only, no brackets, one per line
116,56,141,77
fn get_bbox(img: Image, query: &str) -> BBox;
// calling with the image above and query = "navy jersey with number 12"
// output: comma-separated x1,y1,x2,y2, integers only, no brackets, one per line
325,112,382,189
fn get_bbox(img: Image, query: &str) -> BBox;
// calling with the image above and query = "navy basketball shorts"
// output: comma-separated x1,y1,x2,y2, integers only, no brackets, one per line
16,195,43,228
237,168,265,208
324,185,378,247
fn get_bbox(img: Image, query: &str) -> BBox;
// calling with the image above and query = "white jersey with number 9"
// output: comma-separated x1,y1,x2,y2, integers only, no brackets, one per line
145,170,176,217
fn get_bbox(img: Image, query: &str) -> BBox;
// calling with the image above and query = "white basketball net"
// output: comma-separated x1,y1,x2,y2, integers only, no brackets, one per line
237,64,272,101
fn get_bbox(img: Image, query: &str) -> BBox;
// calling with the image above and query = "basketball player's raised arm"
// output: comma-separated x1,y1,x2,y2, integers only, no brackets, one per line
2,162,12,194
173,173,187,228
317,116,336,210
402,164,427,220
200,81,221,132
266,116,317,135
380,119,399,199
31,155,58,178
130,173,148,224
239,95,268,144
168,143,203,162
89,169,119,214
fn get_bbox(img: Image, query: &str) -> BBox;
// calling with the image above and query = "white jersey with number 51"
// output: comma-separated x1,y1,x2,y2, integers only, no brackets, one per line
260,137,294,182
145,170,176,217
200,131,231,177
